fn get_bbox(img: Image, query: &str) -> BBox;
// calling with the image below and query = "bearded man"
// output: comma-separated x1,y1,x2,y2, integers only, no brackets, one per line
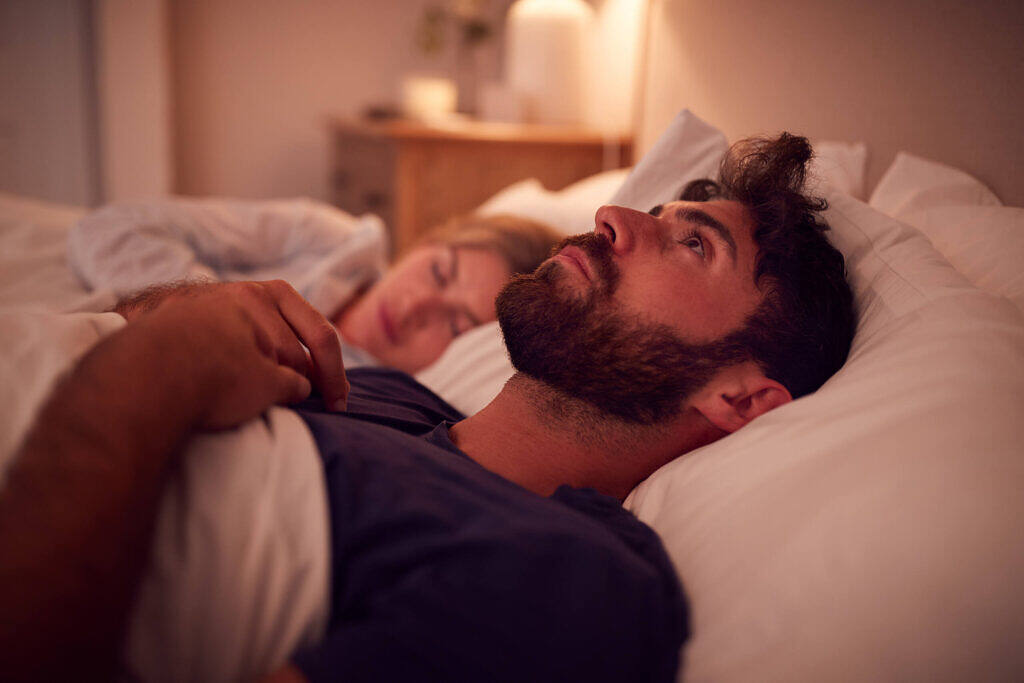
0,134,854,682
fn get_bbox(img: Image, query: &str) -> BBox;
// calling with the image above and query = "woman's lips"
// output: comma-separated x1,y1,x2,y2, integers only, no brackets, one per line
378,303,398,344
556,246,592,281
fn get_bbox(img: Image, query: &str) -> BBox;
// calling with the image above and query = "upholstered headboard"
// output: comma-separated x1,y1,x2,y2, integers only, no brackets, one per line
637,0,1024,206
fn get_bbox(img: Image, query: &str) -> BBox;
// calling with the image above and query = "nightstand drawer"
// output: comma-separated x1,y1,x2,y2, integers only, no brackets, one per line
331,133,396,237
329,118,632,257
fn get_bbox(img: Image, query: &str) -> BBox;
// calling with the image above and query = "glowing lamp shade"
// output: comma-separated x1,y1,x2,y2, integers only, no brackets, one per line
506,0,594,125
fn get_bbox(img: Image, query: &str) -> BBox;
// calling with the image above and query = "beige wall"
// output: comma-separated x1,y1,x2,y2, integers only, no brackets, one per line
582,0,648,134
0,0,99,205
0,0,172,205
170,0,647,201
95,0,173,201
171,0,510,200
640,0,1024,205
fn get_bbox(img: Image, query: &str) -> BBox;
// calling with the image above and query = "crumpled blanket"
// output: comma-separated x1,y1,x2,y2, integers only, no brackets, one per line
68,197,388,317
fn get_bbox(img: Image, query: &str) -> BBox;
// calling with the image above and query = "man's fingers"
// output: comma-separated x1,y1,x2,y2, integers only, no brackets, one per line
270,364,312,406
267,319,312,376
246,308,309,375
203,361,311,430
265,280,349,410
234,282,309,376
251,314,276,357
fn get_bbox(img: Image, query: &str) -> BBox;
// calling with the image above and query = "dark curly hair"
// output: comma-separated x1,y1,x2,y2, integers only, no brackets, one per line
681,133,856,399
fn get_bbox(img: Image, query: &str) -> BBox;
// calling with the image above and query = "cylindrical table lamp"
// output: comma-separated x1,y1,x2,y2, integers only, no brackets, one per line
506,0,594,125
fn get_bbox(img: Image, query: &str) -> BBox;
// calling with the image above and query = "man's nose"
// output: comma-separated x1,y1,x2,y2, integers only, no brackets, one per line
593,205,660,255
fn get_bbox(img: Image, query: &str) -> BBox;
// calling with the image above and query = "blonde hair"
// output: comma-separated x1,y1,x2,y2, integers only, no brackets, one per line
418,213,562,276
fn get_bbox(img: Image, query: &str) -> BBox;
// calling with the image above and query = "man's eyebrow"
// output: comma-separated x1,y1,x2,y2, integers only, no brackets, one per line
677,208,737,263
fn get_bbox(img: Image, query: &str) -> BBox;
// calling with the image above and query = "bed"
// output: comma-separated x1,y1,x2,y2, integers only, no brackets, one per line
1,107,1022,681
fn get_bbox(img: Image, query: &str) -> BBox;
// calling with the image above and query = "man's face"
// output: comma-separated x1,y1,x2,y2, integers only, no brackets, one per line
496,199,764,424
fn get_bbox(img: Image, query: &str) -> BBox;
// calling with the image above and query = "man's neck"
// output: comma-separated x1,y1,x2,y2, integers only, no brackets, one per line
448,373,723,501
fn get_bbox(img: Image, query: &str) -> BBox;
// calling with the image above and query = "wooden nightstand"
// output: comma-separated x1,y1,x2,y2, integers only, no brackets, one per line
328,117,632,257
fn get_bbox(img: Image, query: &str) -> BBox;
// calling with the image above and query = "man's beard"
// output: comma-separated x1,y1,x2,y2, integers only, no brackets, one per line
496,233,746,425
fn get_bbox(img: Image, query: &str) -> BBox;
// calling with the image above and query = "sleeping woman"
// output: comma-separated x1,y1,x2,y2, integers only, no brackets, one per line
70,198,560,373
330,214,559,372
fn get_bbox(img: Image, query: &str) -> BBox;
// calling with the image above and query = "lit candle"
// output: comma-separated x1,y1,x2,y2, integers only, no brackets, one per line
402,76,458,122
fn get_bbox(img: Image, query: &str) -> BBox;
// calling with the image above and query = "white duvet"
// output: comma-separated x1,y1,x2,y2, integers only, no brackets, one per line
0,308,331,682
68,197,388,318
0,194,334,681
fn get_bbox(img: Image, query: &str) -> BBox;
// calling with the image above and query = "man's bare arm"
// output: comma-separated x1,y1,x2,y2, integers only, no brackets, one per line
111,278,210,320
0,292,327,681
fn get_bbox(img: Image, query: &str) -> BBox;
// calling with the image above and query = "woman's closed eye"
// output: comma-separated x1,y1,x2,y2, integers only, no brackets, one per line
431,259,448,287
449,299,483,337
431,247,458,288
449,312,473,337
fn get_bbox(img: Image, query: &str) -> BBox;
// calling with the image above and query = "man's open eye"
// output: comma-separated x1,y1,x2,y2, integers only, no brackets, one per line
678,232,705,258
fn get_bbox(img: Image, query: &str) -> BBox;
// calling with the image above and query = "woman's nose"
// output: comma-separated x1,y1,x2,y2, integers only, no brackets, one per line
397,290,444,331
593,205,660,255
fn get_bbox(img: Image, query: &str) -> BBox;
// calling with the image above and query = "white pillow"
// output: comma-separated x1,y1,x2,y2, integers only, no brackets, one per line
869,152,1024,314
869,151,1002,214
609,110,728,210
476,168,630,236
807,139,868,199
414,321,512,416
627,190,1024,681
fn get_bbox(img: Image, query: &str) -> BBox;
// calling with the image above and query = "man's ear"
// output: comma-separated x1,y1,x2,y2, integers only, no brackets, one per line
689,362,792,434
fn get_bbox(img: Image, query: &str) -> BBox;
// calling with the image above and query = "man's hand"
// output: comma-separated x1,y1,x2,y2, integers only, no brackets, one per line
117,280,349,414
0,282,347,681
131,295,311,430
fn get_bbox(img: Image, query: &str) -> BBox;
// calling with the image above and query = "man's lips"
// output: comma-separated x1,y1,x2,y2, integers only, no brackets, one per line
556,246,593,281
378,303,398,344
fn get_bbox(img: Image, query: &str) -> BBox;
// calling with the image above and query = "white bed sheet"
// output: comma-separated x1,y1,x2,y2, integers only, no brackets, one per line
0,192,115,312
0,195,330,682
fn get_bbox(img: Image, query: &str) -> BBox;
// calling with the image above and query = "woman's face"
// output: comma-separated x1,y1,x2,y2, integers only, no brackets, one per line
336,244,512,373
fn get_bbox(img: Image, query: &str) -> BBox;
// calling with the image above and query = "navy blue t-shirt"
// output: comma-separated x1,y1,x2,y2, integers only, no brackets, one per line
291,368,688,682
